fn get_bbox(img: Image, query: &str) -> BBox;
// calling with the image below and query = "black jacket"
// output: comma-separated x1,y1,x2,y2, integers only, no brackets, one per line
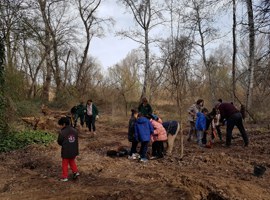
57,126,79,158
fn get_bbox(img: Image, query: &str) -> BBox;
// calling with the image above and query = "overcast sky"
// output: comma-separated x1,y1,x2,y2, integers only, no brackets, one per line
89,1,233,71
89,1,140,70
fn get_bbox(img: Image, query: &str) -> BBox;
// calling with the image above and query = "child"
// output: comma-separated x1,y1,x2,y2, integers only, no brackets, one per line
149,114,167,159
202,108,217,147
195,108,208,147
57,117,80,182
214,109,223,142
134,113,154,162
128,109,140,160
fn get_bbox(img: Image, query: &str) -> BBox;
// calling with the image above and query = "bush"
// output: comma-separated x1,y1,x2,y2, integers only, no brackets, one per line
0,130,56,152
16,99,42,117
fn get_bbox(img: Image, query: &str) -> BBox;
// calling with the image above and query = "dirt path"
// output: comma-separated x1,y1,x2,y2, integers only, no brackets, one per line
0,115,269,200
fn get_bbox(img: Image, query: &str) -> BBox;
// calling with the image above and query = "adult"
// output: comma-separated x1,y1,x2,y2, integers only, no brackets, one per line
162,120,180,155
138,97,153,117
187,99,204,141
75,101,86,128
85,99,99,135
215,102,249,147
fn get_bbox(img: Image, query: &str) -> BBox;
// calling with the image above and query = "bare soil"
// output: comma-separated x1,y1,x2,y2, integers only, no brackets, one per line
0,114,269,200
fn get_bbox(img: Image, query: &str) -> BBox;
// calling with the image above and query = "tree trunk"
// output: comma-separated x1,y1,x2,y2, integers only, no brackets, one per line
141,29,150,99
39,0,52,101
197,14,215,103
246,0,255,111
232,0,237,103
52,36,62,93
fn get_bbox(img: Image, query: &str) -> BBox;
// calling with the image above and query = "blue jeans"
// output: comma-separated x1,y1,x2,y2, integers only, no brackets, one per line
197,130,204,146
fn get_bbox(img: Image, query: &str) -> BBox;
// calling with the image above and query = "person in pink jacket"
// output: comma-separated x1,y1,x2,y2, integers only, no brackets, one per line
150,114,167,159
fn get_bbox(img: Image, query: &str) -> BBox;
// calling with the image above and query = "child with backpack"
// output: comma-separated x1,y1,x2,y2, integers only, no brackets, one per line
57,117,80,182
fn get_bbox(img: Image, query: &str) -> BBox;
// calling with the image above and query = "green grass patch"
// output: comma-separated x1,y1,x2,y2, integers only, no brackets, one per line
0,130,56,152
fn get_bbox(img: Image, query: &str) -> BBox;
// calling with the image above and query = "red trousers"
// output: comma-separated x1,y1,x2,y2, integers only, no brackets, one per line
61,157,78,178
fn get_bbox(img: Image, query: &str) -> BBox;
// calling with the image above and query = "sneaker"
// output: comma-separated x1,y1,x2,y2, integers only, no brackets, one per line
139,158,148,163
59,178,68,182
134,153,140,159
128,153,140,160
150,156,158,160
73,172,80,179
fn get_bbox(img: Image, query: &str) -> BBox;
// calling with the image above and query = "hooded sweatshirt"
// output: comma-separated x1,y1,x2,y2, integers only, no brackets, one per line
135,117,154,142
195,112,207,131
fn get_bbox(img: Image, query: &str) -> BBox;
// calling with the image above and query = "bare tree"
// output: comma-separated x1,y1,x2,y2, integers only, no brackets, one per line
75,0,112,95
161,36,192,117
0,0,25,70
108,50,140,116
245,0,255,112
232,0,237,103
22,37,46,98
119,0,165,100
182,0,220,103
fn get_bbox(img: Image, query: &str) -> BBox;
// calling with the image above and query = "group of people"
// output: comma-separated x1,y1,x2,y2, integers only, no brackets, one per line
187,98,249,148
70,99,99,135
57,99,99,182
56,96,249,182
128,97,180,163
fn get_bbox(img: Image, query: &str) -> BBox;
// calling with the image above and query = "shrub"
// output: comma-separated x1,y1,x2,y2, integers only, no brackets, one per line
0,130,56,152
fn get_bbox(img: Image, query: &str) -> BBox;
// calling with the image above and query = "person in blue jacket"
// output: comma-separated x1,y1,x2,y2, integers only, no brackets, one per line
134,113,154,162
195,108,208,147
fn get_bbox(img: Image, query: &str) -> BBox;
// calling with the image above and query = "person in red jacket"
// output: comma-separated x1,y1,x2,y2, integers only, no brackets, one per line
57,117,80,182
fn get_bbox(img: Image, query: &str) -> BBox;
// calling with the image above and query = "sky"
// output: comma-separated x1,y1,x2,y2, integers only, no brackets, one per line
89,1,234,71
90,1,140,70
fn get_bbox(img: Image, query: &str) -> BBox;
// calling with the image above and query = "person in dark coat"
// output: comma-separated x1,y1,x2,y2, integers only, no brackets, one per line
57,117,80,181
76,101,86,127
86,99,99,135
215,102,249,147
138,97,153,117
127,109,140,159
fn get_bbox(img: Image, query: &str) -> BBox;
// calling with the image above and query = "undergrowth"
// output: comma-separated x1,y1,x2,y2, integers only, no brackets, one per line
0,130,56,152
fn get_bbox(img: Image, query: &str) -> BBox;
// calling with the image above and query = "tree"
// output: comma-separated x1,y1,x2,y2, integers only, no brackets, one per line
108,50,140,116
182,0,220,103
0,34,8,134
119,0,165,100
232,0,237,103
75,0,111,95
255,0,270,35
36,0,76,100
161,36,192,117
245,0,255,112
